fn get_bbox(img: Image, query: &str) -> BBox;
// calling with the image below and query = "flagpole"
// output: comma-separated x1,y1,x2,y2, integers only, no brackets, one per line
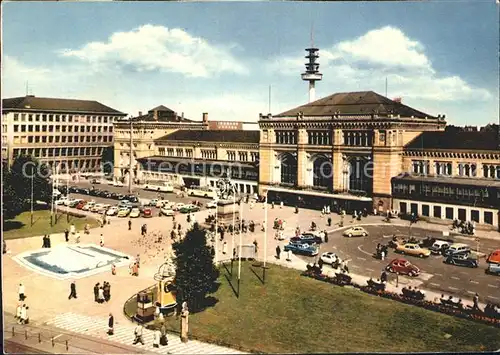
238,194,243,297
264,191,268,268
30,167,34,227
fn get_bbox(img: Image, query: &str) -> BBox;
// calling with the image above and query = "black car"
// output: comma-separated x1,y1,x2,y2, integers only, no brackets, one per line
69,186,78,193
90,189,101,196
109,192,118,199
117,194,125,200
101,191,112,198
80,188,90,195
127,196,139,203
444,253,478,268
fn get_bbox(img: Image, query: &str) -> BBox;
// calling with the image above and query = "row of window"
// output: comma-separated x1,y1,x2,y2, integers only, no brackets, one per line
393,183,491,200
201,150,217,160
308,131,332,146
13,113,117,124
45,159,102,170
13,147,104,158
13,135,113,144
412,160,500,179
343,131,373,147
400,202,495,225
276,131,297,145
227,151,259,162
11,124,113,133
158,147,194,158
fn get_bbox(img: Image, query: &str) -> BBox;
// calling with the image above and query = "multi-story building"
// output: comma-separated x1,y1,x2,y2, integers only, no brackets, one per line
1,95,126,172
392,126,500,228
137,129,260,194
258,90,447,211
113,105,208,183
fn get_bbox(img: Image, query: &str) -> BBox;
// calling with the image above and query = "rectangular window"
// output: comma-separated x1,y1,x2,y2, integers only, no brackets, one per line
14,125,19,132
410,203,418,215
433,206,441,218
422,205,430,217
458,208,466,221
484,211,493,225
399,202,407,214
471,210,480,223
13,113,19,121
445,207,454,220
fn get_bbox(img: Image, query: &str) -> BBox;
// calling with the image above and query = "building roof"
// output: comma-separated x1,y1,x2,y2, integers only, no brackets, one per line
2,96,126,115
131,105,194,123
276,91,435,119
148,105,174,113
156,130,260,144
405,131,500,151
392,173,500,189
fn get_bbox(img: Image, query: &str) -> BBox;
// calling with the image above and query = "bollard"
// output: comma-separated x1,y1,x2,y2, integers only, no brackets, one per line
25,329,28,340
12,326,14,336
39,333,41,343
66,340,68,351
52,337,55,347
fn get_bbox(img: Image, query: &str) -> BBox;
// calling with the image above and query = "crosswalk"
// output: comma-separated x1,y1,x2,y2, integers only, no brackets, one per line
46,312,246,354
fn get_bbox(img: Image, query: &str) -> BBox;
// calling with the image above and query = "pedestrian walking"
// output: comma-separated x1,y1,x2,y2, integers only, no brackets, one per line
76,232,81,244
380,270,388,283
70,224,76,235
100,234,104,247
271,201,275,209
3,239,7,254
280,201,284,209
68,281,77,299
18,282,26,301
160,322,168,346
223,241,227,255
104,282,111,302
97,286,105,303
64,228,69,242
233,248,237,259
94,283,100,302
47,235,52,248
16,302,22,320
19,304,29,324
286,249,292,262
381,249,386,261
133,324,145,345
327,217,332,227
107,313,114,335
324,230,329,243
128,220,132,231
473,293,480,311
276,245,281,259
111,264,116,275
153,329,161,348
295,206,299,214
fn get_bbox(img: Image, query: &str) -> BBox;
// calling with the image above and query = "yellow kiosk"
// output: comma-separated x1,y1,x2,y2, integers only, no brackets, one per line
154,260,177,315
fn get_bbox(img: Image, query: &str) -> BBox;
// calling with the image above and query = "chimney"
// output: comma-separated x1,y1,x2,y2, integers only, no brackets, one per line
138,111,142,117
153,110,158,121
202,112,208,124
181,112,184,120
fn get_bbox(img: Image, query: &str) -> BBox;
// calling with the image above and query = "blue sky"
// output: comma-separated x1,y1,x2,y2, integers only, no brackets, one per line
2,1,498,125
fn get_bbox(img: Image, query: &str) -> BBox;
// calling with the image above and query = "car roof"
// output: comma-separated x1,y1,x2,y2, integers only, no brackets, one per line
391,258,409,263
404,243,419,247
450,243,469,248
433,240,449,245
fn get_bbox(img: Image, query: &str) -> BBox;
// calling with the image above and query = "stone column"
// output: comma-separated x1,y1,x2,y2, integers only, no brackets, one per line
332,129,343,192
180,302,189,343
296,128,308,188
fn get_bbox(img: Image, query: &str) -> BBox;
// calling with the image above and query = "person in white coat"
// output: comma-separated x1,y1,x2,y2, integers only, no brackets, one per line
222,241,228,255
286,249,292,262
15,303,22,320
19,304,28,324
153,329,161,348
100,234,104,247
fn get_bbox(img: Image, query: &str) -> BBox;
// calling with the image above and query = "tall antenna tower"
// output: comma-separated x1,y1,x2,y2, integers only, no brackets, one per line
301,25,322,103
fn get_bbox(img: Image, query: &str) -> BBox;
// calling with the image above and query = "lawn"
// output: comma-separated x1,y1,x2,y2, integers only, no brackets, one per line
3,209,99,240
125,262,500,353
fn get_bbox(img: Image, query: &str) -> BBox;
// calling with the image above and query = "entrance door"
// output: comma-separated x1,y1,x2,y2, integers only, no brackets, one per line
399,202,407,214
458,208,466,221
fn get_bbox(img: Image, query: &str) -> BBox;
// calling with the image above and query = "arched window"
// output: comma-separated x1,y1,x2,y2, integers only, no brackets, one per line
483,164,489,178
496,166,500,179
349,158,373,193
490,165,495,178
313,156,333,190
464,164,470,176
280,153,297,185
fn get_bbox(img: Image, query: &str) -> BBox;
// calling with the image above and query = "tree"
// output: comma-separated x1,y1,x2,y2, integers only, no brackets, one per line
172,222,220,312
3,155,52,219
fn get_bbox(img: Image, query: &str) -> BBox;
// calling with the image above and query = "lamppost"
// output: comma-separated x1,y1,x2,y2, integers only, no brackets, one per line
128,118,133,194
30,165,34,227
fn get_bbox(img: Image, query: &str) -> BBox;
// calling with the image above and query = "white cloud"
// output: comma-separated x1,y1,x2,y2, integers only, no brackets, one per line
59,24,248,78
271,26,491,102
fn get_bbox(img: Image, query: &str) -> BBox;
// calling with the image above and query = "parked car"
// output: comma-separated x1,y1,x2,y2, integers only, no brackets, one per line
127,196,139,203
117,207,130,217
117,194,126,200
80,188,90,195
106,206,119,216
486,250,500,264
129,207,141,218
76,201,87,209
160,207,175,216
142,207,153,218
206,200,218,209
82,201,96,211
91,203,105,213
109,192,119,199
385,258,420,277
173,203,186,211
443,243,471,257
180,204,200,213
89,189,101,196
97,204,110,214
68,199,83,208
284,242,318,256
55,196,69,205
395,243,431,258
429,240,451,255
444,253,479,268
486,263,500,276
343,226,368,238
148,199,159,207
290,233,323,245
320,252,339,265
155,199,169,208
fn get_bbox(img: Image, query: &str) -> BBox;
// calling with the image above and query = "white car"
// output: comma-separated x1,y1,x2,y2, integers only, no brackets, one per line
64,198,78,207
129,207,141,218
82,201,96,211
52,189,62,197
173,203,185,211
113,181,124,187
156,200,169,208
106,206,119,216
160,207,175,216
55,196,69,205
206,200,218,209
320,252,339,265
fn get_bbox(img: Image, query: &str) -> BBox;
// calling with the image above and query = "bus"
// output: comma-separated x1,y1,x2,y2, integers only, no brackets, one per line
186,186,218,199
143,182,174,193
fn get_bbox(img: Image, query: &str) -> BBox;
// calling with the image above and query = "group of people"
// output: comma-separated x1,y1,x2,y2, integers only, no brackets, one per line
94,281,112,303
41,235,52,248
452,219,476,235
133,322,169,347
15,303,29,324
375,243,389,260
401,286,426,300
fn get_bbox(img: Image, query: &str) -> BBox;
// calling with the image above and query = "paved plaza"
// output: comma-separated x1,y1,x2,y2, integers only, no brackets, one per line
3,195,500,352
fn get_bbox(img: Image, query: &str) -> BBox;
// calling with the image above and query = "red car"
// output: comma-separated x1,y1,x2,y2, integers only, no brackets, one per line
385,258,420,277
142,207,153,218
76,201,87,210
486,250,500,264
